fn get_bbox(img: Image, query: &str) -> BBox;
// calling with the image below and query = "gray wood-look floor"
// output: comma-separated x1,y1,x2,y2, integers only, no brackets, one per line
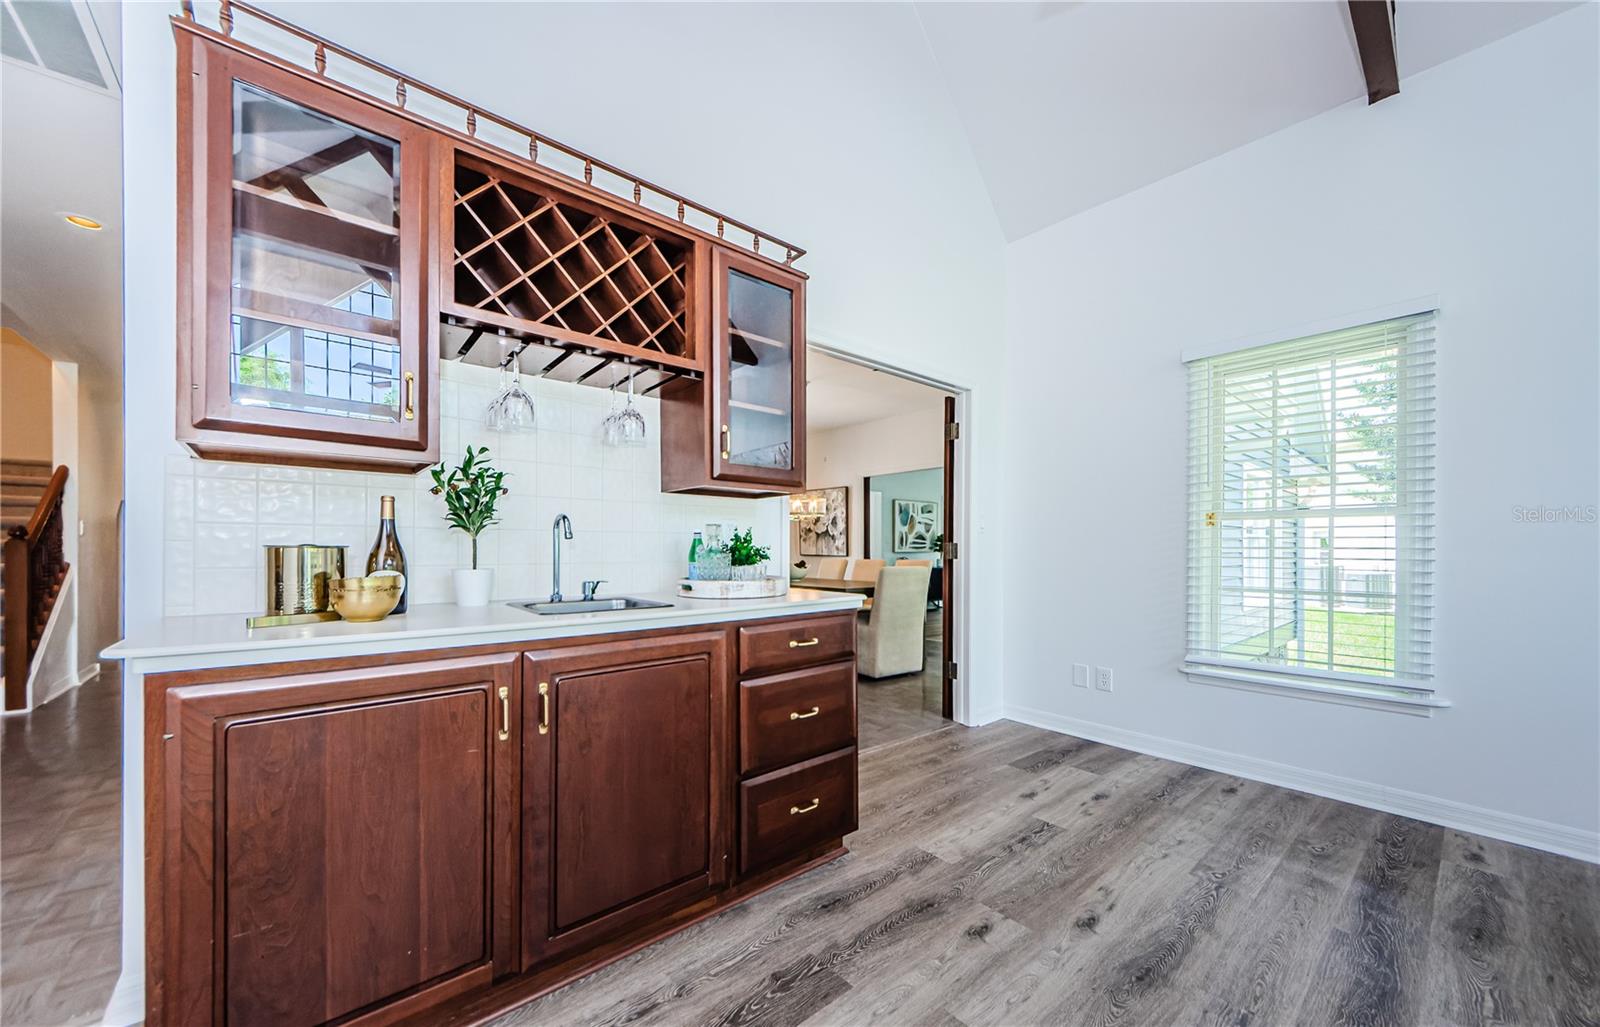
4,669,1598,1027
490,720,1600,1027
0,669,122,1027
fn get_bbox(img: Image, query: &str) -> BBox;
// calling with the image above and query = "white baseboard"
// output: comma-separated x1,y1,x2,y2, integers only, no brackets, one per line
966,704,1005,726
35,661,99,708
1002,703,1600,865
102,966,143,1026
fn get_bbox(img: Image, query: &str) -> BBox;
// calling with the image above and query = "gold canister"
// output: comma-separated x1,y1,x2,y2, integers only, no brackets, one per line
248,544,348,628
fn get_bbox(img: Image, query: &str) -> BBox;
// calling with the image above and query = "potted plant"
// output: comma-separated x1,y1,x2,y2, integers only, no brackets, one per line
429,445,508,607
726,528,771,581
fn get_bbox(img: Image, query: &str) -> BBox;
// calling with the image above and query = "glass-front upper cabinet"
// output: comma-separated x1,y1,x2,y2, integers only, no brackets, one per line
711,249,806,490
177,34,437,470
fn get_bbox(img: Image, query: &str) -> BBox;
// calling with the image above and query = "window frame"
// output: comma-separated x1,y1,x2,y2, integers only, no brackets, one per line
1183,308,1442,712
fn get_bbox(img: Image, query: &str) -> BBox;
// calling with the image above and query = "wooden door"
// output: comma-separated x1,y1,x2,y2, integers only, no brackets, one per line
522,630,730,968
177,32,438,469
157,654,518,1027
710,249,806,489
942,394,957,719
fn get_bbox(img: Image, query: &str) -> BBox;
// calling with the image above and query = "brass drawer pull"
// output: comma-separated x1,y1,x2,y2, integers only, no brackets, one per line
790,798,820,815
720,424,732,460
538,681,550,735
788,638,820,649
403,371,416,421
497,685,510,741
790,706,820,721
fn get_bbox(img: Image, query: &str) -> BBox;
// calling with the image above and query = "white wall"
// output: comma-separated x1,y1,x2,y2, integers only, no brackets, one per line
1003,7,1600,855
74,364,122,678
121,1,1008,718
802,403,947,560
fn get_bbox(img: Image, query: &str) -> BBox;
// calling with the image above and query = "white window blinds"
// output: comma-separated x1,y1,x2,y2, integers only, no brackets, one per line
1186,312,1436,698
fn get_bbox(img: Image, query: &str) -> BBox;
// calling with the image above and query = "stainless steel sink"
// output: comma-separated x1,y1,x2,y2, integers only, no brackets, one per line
511,597,674,615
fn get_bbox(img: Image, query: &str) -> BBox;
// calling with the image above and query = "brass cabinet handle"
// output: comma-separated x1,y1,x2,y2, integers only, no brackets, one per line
720,424,731,460
403,371,416,421
497,686,510,741
790,706,820,721
790,798,820,815
538,681,550,735
788,638,820,649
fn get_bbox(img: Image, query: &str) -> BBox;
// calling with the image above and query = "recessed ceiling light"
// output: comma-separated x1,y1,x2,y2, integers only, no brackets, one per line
64,214,103,230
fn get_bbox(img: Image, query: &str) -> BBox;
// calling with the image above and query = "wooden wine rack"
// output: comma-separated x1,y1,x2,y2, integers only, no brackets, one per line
449,154,696,368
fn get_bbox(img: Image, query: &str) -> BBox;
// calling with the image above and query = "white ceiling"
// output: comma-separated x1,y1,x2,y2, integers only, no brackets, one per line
806,350,949,432
0,0,1574,397
914,1,1576,241
0,0,122,387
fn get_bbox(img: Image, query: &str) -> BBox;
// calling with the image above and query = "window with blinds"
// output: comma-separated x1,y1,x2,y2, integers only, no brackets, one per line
1185,312,1436,701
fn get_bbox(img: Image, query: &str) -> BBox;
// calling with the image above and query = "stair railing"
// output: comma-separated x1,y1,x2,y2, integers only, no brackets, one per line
4,466,68,710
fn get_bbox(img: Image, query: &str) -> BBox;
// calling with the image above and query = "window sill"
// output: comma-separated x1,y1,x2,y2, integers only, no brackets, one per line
1180,662,1450,716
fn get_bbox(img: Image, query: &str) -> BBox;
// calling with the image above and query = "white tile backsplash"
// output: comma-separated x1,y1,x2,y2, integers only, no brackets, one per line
162,361,784,616
257,482,314,524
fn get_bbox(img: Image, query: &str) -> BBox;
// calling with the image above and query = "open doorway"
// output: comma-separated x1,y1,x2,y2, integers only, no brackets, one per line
792,349,960,750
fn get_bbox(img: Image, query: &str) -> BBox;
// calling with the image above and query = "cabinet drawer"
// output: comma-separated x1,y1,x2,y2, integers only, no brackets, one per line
740,661,856,777
739,748,857,872
738,614,854,677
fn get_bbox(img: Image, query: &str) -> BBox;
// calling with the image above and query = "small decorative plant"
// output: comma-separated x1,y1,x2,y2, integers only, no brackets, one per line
429,446,508,570
725,528,771,580
726,528,771,566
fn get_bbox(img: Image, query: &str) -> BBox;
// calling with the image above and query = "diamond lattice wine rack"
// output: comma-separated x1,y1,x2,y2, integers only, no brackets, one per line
444,152,702,390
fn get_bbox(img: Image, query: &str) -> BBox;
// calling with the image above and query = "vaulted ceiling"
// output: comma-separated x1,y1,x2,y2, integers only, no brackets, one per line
0,0,1578,383
914,1,1576,241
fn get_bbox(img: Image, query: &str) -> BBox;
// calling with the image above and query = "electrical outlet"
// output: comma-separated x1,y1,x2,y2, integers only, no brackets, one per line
1095,666,1114,692
1072,664,1090,688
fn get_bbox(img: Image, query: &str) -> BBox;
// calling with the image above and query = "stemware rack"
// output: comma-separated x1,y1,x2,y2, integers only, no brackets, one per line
442,320,693,399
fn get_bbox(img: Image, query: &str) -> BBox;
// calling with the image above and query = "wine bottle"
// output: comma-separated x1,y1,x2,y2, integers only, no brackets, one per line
366,495,409,614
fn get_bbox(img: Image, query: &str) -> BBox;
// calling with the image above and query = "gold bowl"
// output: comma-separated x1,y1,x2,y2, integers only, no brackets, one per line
328,574,405,623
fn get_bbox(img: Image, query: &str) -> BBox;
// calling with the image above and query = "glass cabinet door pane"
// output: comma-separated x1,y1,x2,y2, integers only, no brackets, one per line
726,269,794,470
230,82,403,422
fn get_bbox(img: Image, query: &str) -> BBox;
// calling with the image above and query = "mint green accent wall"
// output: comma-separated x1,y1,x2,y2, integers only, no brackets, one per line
868,466,942,563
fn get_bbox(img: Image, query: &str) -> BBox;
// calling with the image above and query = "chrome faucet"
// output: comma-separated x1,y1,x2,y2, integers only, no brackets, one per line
550,514,573,601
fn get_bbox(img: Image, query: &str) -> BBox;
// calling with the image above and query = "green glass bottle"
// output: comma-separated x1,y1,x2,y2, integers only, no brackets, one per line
687,531,703,580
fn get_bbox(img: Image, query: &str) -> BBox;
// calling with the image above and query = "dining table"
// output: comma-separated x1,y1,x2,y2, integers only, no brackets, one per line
794,577,877,596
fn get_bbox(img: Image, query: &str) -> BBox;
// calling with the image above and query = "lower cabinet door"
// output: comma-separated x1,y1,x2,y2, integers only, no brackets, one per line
521,630,731,968
159,654,520,1027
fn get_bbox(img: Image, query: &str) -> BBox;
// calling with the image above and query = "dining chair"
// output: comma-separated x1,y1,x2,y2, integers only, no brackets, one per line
897,559,932,567
815,557,848,579
857,565,934,677
846,558,884,581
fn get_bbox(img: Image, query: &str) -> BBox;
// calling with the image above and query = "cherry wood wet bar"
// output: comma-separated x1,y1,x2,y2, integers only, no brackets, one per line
117,3,842,1021
110,591,862,1026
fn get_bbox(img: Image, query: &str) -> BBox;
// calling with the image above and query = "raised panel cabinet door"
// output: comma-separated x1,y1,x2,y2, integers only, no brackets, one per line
522,631,731,968
177,31,438,468
158,655,518,1027
710,249,806,489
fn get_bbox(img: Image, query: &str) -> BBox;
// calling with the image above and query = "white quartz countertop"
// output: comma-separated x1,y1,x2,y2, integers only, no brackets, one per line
104,588,863,667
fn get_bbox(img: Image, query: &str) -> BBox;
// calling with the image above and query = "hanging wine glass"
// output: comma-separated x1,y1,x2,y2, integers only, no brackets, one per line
495,349,537,433
485,355,509,429
617,365,646,447
601,379,622,446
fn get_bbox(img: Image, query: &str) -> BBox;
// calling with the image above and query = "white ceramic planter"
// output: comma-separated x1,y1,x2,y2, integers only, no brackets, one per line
453,567,495,607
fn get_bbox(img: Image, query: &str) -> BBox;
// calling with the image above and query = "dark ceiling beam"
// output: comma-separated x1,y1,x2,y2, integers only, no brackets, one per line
1348,0,1400,104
